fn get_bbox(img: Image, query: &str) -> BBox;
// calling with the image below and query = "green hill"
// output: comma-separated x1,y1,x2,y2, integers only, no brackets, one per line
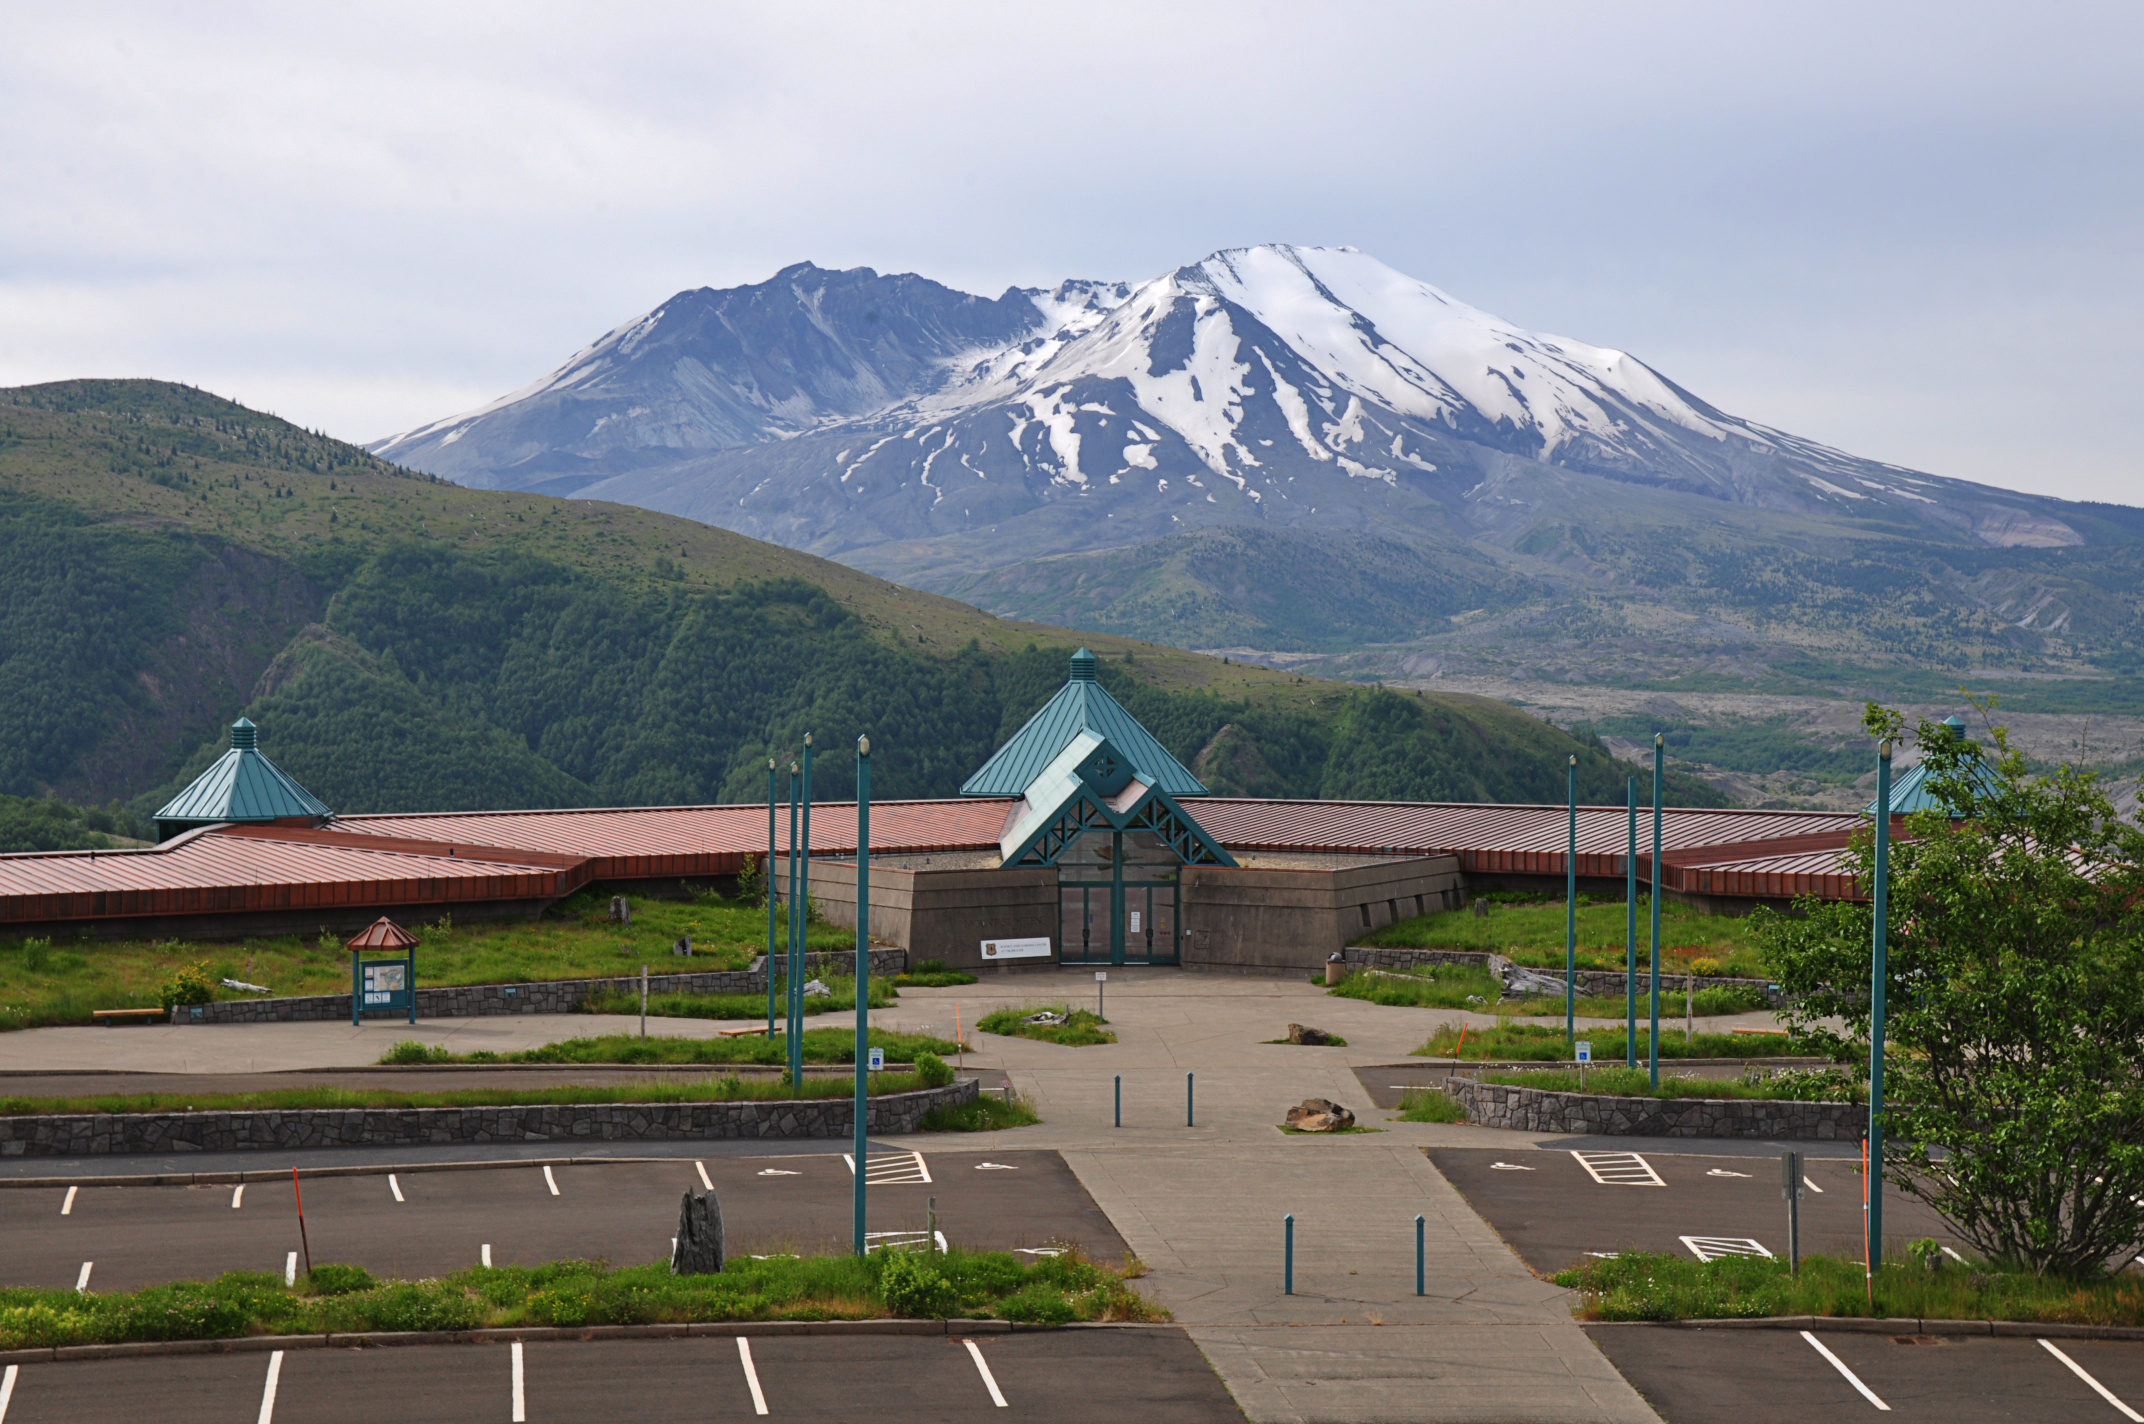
0,379,1728,817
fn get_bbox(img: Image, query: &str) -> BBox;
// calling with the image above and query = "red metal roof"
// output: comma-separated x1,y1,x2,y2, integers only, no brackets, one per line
0,823,584,929
334,799,1020,878
0,795,1871,929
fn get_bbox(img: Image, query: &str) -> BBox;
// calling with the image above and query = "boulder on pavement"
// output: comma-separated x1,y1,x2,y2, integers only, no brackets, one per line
673,1189,725,1275
1287,1023,1336,1046
1285,1098,1356,1132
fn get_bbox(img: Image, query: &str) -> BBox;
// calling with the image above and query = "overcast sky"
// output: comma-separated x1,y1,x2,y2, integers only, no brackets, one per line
2,3,2138,504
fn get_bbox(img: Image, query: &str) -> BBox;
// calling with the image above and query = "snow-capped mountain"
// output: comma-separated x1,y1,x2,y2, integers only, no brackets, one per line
373,246,2143,667
376,245,2089,554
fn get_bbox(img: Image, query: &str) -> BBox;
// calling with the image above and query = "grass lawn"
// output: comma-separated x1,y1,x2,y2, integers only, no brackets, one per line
1473,1063,1862,1103
578,975,895,1022
1556,1251,2144,1326
1413,1022,1808,1062
976,1006,1116,1047
1392,1087,1469,1123
0,888,853,1030
0,1064,957,1117
1332,967,1772,1020
0,1248,1163,1350
1357,894,1770,979
920,1093,1042,1131
384,1028,965,1067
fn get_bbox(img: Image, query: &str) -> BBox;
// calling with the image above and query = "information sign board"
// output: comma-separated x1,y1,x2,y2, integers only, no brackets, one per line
980,937,1051,962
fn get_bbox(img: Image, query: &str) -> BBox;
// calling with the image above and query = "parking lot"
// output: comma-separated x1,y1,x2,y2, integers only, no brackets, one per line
0,1327,1246,1422
1428,1144,1959,1274
0,1148,1129,1292
1592,1324,2144,1423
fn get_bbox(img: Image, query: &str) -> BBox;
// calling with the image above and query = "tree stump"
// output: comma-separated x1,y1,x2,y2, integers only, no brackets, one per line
673,1190,724,1275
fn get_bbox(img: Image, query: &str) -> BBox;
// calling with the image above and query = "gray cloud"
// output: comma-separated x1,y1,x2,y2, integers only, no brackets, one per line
1,1,2137,502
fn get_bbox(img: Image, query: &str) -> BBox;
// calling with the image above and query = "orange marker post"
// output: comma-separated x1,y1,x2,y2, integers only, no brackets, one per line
293,1167,313,1279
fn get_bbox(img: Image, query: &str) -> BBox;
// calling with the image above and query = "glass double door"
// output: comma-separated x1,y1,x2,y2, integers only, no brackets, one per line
1057,830,1180,965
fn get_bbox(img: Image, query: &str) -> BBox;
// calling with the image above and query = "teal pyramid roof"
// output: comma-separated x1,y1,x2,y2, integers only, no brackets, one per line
155,718,331,826
1865,717,2004,815
961,649,1208,798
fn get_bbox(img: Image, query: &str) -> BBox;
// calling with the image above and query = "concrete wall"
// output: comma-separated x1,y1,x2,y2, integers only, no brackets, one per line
172,951,906,1025
0,1079,978,1156
1180,855,1463,974
1445,1075,1861,1140
790,861,1060,973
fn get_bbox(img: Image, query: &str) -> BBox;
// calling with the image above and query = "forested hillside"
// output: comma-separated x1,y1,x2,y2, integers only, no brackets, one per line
0,380,1726,821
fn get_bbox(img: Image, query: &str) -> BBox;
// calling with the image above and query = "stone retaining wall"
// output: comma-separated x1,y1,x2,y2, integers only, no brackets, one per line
1340,947,1783,1005
175,950,907,1025
1444,1075,1861,1140
0,1078,975,1156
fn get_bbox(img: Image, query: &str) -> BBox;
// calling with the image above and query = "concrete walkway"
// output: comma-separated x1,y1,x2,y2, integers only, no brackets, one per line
0,967,1710,1422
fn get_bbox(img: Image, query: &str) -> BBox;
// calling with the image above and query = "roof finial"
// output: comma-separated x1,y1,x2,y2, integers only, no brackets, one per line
230,717,257,749
1069,648,1097,682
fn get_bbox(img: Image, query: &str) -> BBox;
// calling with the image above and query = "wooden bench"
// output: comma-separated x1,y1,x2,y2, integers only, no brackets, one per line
715,1024,772,1038
92,1008,166,1027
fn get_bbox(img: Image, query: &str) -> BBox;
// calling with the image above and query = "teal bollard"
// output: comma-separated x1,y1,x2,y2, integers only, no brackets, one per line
1284,1214,1294,1295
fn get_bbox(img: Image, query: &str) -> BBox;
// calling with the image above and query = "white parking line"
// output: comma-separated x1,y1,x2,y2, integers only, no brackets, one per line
1706,1169,1751,1178
1571,1151,1665,1186
255,1350,283,1424
75,1261,91,1292
510,1341,526,1422
845,1151,931,1184
1490,1162,1535,1171
1681,1236,1774,1263
864,1230,949,1254
697,1160,714,1192
231,1184,245,1209
964,1339,1008,1408
2041,1339,2144,1421
543,1166,560,1196
1804,1176,1825,1194
757,1168,800,1177
0,1363,16,1422
60,1186,76,1216
481,1244,493,1267
736,1336,769,1415
389,1174,404,1203
284,1252,297,1287
1801,1331,1890,1410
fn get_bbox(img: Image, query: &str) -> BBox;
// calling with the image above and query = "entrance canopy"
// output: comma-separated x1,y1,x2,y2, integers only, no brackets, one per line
999,731,1235,869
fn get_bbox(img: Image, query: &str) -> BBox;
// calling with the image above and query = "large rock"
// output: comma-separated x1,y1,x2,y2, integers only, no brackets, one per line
1285,1098,1356,1132
1286,1024,1335,1046
673,1190,725,1275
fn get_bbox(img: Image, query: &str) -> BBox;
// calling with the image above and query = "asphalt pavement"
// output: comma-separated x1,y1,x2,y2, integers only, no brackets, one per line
0,1149,1129,1293
1591,1324,2144,1424
0,1328,1246,1423
1427,1144,1956,1274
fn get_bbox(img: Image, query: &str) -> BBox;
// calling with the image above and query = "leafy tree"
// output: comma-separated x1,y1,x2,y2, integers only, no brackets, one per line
1757,702,2144,1276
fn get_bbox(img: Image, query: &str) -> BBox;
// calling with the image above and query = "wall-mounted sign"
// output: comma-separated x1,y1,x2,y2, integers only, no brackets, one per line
980,937,1051,961
1129,911,1142,934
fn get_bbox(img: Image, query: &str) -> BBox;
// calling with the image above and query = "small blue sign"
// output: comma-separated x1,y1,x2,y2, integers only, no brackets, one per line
867,1047,885,1073
1575,1041,1592,1064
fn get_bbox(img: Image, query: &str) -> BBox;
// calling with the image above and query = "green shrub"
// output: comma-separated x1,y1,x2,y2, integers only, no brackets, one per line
378,1040,452,1065
158,961,216,1010
303,1264,376,1296
914,1052,954,1088
976,1006,1115,1046
877,1249,959,1318
920,1094,1040,1131
1395,1087,1468,1123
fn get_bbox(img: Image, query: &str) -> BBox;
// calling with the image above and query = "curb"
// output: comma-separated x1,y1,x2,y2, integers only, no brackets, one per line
0,1317,1169,1366
1586,1315,2144,1341
0,1153,703,1190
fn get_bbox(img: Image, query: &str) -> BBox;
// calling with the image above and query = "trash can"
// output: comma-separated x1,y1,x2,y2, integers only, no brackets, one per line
1325,952,1346,987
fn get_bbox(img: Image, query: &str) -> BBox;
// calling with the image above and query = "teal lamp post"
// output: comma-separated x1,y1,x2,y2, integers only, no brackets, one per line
1625,777,1638,1069
1868,740,1893,1279
854,734,872,1256
1649,734,1664,1089
1565,755,1577,1048
786,759,801,1084
766,757,778,1038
